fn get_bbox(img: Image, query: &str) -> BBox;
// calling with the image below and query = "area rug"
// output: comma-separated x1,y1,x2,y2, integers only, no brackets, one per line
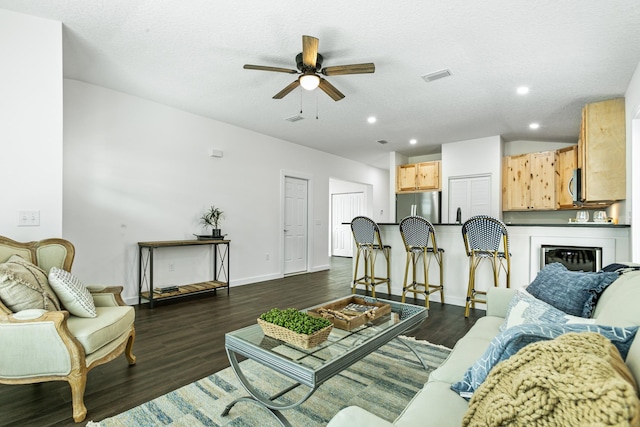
88,337,451,427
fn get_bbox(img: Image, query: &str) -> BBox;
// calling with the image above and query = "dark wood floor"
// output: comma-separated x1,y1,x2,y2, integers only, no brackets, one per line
0,256,484,427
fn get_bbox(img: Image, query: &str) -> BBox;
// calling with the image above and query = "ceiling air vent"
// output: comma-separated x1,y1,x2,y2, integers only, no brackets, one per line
377,139,389,145
421,69,452,83
285,114,305,123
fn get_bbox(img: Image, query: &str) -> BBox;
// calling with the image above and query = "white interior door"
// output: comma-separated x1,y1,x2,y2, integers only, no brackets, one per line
331,192,365,257
284,176,308,274
448,175,491,222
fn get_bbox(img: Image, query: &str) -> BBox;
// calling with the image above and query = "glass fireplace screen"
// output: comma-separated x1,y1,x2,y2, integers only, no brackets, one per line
541,245,602,272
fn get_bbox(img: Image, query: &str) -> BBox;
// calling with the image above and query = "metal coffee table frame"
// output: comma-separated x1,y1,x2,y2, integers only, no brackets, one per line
222,296,428,426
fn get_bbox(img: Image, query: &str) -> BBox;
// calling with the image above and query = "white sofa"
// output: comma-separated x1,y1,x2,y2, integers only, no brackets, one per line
328,269,640,427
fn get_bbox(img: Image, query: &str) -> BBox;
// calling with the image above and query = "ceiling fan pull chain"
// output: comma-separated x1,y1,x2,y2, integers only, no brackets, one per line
300,88,303,114
316,91,319,120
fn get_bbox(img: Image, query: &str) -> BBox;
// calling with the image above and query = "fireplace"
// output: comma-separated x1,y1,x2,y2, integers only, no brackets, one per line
541,245,602,272
529,236,616,282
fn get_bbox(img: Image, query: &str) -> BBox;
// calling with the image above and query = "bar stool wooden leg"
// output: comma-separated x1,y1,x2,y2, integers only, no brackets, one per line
401,251,411,303
352,245,362,294
364,246,372,296
465,255,477,318
492,254,500,289
385,247,391,296
370,248,376,298
438,254,445,304
422,250,430,309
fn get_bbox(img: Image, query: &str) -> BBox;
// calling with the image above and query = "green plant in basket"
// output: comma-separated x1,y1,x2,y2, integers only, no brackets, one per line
260,308,332,335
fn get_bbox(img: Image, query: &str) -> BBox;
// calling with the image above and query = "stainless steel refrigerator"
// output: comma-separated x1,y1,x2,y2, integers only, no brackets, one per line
396,191,442,223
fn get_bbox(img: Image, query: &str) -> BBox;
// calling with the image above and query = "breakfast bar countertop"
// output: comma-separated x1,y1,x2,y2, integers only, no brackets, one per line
347,221,630,308
374,222,630,228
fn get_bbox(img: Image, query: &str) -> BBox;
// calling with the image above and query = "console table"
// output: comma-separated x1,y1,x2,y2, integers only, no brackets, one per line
138,239,230,308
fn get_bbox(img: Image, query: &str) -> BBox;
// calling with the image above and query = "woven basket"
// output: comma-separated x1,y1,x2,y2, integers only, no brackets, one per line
257,318,333,349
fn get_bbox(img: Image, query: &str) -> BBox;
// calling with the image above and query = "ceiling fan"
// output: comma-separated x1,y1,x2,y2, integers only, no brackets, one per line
243,35,375,101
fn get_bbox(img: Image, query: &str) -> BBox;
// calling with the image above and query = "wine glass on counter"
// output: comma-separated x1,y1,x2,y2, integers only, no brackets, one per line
593,211,607,223
576,211,589,223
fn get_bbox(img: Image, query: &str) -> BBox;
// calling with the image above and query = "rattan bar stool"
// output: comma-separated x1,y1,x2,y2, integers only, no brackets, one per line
399,216,444,309
350,216,391,298
462,215,511,317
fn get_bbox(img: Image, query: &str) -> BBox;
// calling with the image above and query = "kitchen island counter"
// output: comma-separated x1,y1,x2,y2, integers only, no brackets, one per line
374,222,629,228
351,223,630,309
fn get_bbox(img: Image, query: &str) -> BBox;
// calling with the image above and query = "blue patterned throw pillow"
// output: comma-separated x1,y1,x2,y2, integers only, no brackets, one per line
450,323,638,399
526,263,619,317
499,288,595,332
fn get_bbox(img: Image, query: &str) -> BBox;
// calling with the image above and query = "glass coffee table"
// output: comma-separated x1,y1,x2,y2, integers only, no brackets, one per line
222,296,428,426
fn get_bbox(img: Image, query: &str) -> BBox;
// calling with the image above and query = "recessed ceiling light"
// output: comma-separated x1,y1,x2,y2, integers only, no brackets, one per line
367,116,377,124
409,139,417,145
517,86,529,95
529,123,540,129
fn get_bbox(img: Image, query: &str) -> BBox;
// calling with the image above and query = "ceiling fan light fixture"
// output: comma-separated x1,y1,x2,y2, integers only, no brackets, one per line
299,74,320,91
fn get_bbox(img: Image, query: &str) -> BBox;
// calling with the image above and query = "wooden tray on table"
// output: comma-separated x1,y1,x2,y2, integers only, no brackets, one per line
307,296,391,331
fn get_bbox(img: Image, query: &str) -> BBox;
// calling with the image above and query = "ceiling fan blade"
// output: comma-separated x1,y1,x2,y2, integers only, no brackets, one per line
244,64,298,74
318,78,345,101
321,63,375,76
273,80,300,99
302,35,319,68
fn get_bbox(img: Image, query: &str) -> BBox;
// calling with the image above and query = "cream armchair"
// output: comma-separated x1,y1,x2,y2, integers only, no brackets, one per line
0,236,136,422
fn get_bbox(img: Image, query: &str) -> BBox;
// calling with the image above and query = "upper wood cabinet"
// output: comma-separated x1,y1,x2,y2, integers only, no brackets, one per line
397,161,441,193
578,98,626,202
502,154,530,210
397,163,418,191
502,151,557,211
555,145,578,209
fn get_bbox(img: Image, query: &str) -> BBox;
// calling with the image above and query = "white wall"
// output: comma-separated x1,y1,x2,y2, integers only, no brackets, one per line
389,152,408,222
503,140,576,156
408,153,442,163
63,80,389,302
441,136,503,223
0,10,62,240
625,61,640,261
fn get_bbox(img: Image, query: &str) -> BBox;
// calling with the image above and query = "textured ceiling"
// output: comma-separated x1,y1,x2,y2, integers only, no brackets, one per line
2,1,640,169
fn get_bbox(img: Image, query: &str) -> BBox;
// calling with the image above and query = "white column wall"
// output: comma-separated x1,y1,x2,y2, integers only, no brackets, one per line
625,61,640,261
0,10,63,240
441,136,503,223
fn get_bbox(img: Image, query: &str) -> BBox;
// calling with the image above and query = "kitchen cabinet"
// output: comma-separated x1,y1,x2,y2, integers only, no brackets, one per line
397,163,418,191
578,98,626,202
555,145,578,209
502,151,556,211
397,161,441,193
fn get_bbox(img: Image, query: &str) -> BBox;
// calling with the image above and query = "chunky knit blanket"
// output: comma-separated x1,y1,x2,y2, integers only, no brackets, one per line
463,332,640,427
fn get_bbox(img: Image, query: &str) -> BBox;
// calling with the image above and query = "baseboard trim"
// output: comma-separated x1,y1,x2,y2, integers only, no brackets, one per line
123,264,338,306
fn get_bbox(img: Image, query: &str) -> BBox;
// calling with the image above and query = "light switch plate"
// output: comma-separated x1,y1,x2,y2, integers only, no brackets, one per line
18,210,40,226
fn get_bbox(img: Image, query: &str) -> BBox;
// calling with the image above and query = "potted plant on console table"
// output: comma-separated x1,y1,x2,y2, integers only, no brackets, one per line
199,205,225,239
